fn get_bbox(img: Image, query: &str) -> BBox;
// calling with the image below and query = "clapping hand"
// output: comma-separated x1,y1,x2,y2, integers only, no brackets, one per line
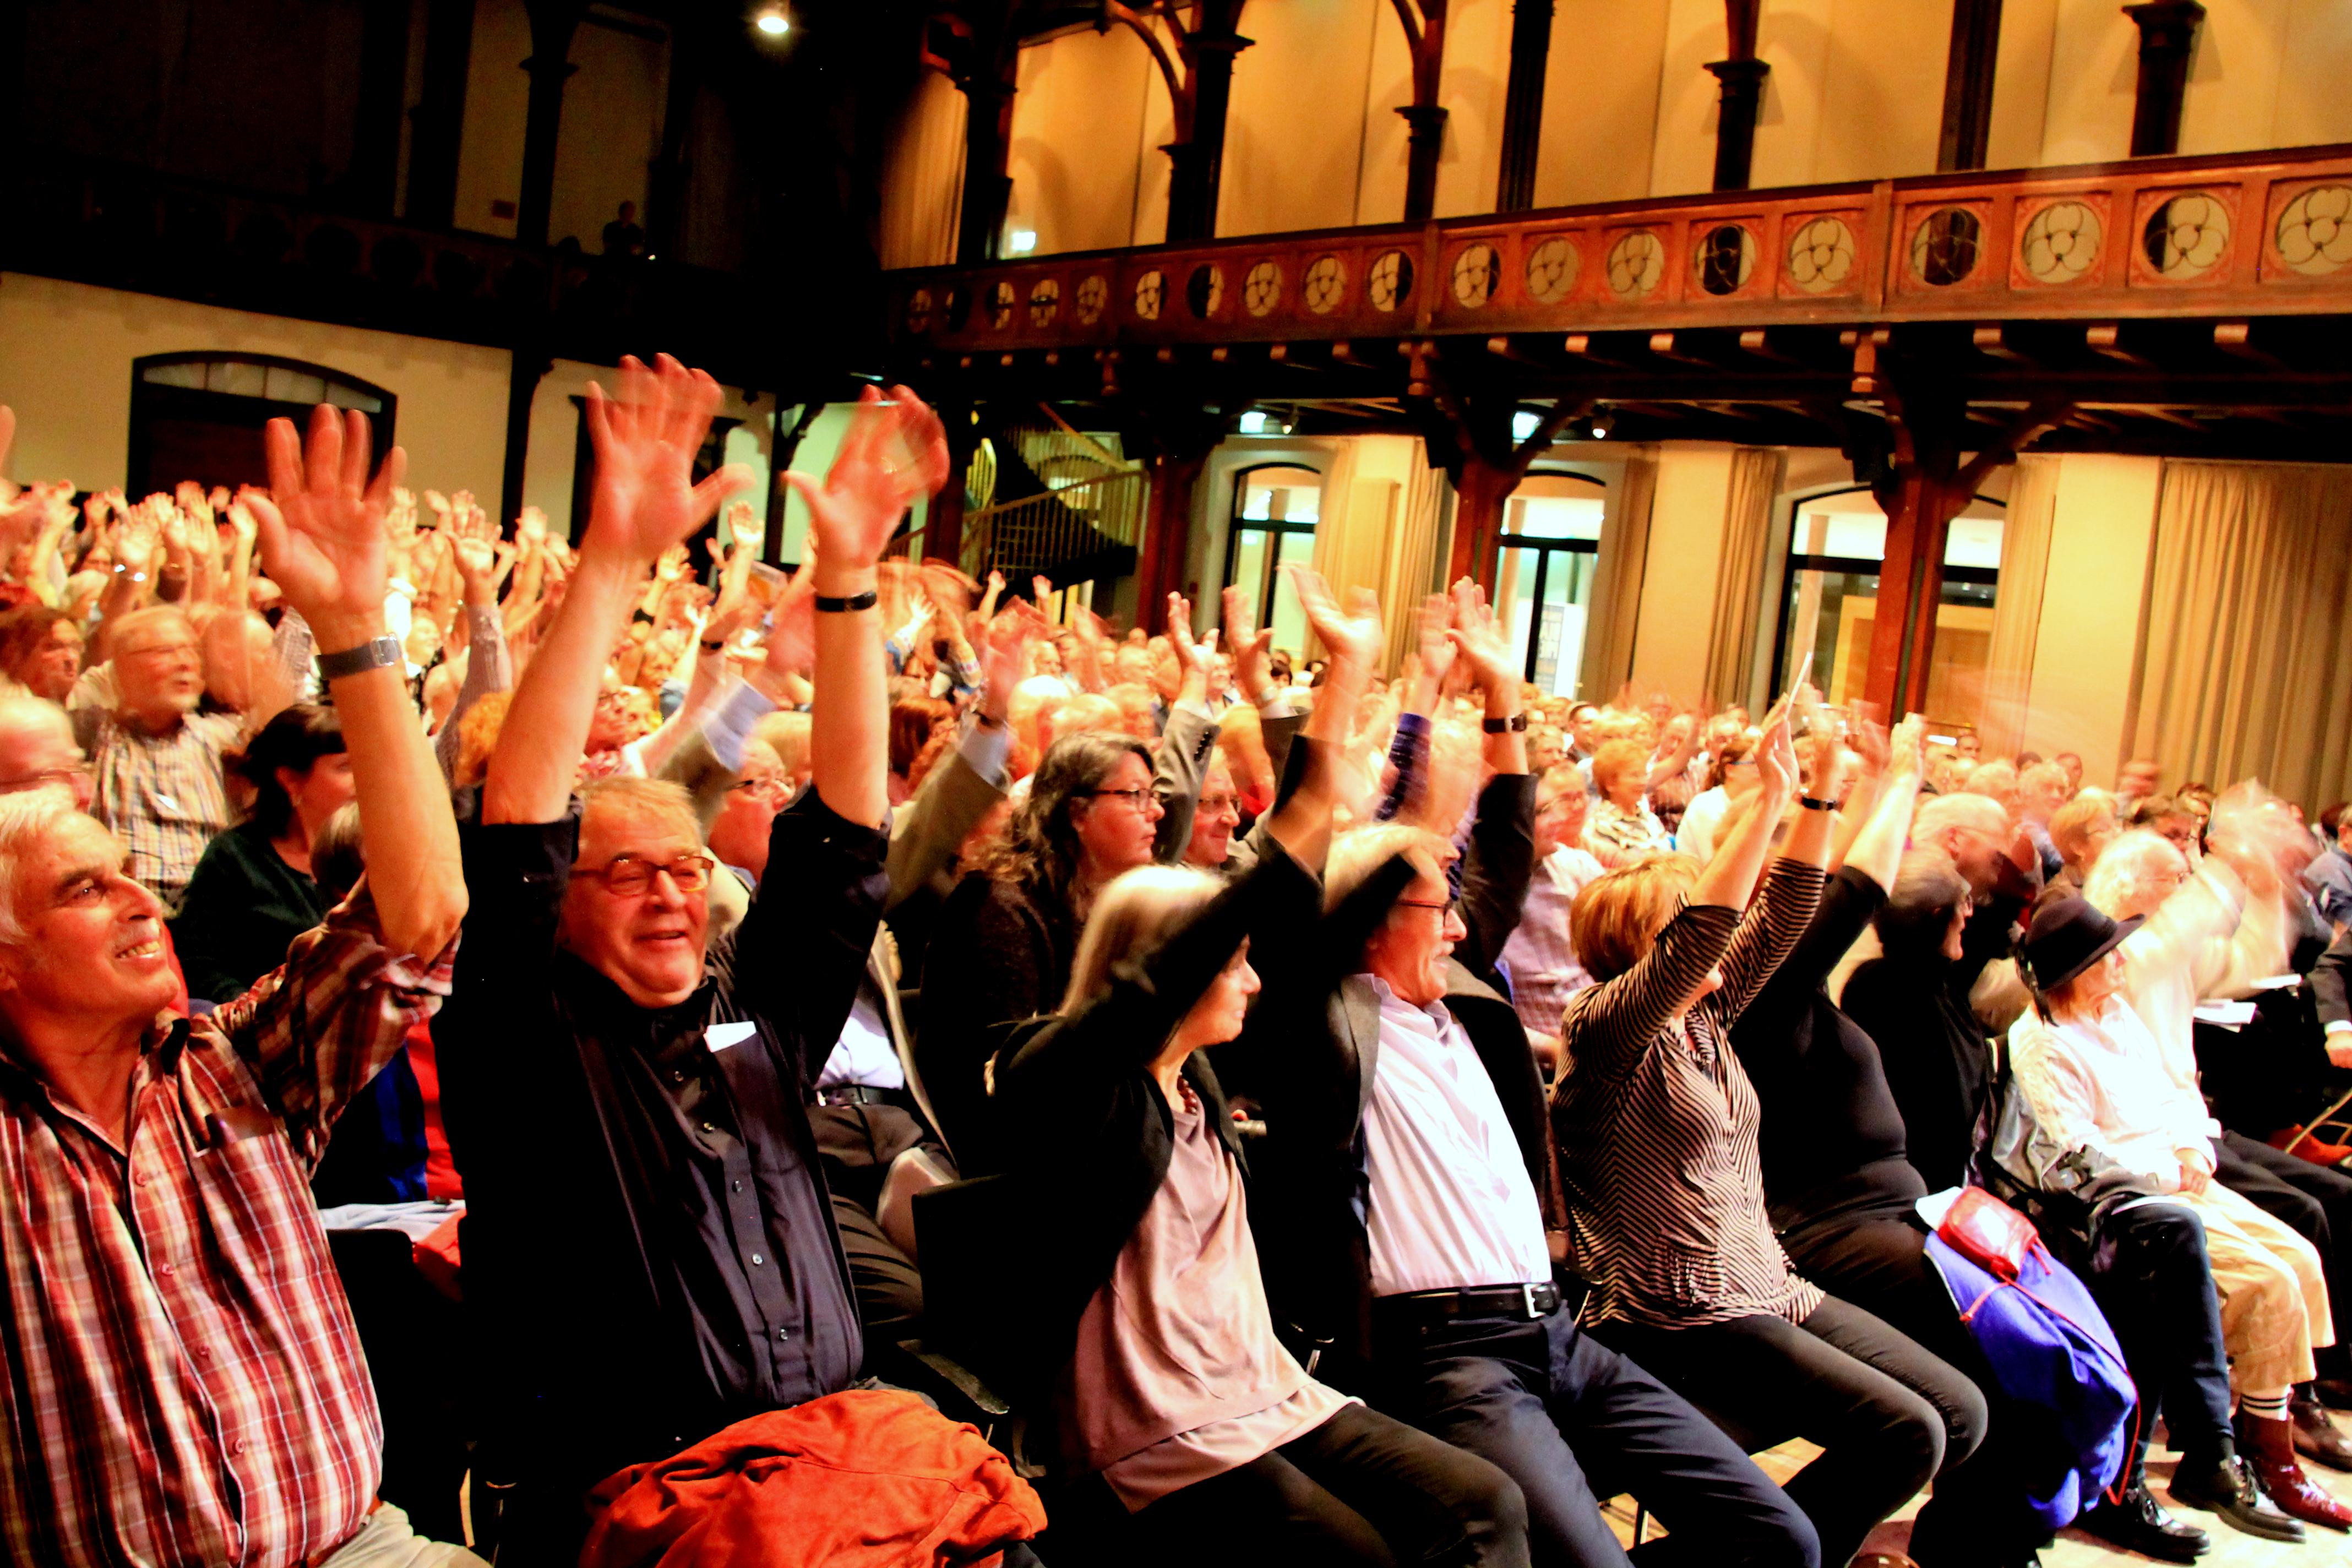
1287,564,1382,673
1442,577,1515,695
1415,591,1458,690
782,384,946,590
1222,583,1275,701
1752,692,1800,803
240,404,407,647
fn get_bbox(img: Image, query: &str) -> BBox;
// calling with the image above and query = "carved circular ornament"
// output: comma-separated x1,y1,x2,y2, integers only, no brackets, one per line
2020,201,2102,284
1027,277,1061,327
903,286,934,334
2142,193,2229,279
2275,185,2352,276
1368,249,1414,313
1524,237,1578,303
1244,259,1283,317
1694,224,1756,296
987,279,1017,330
1451,243,1501,307
1604,232,1664,298
1186,262,1225,319
1785,216,1856,293
1133,269,1166,322
1909,208,1981,287
1074,273,1108,325
1303,254,1347,314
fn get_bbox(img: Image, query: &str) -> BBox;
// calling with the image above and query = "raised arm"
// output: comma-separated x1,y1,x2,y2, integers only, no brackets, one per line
1694,696,1795,911
1445,578,1535,970
242,404,465,961
785,385,946,829
1151,590,1219,861
483,355,749,826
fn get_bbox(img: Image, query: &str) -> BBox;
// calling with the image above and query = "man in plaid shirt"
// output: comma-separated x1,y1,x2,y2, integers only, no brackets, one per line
0,406,475,1567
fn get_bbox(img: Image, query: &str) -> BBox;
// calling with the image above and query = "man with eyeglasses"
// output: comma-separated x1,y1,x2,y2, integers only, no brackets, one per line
433,361,974,1564
0,694,93,810
1228,579,1817,1568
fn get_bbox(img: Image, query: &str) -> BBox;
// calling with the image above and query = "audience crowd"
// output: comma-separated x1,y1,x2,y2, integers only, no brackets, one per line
6,365,2352,1568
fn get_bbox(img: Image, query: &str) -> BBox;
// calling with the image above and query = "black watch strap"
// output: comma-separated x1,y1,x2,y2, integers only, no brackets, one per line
1799,795,1839,812
317,634,402,681
814,589,879,614
1481,712,1529,734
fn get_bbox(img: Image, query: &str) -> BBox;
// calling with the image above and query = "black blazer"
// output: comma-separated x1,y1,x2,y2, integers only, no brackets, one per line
1216,771,1545,1387
986,848,1329,1398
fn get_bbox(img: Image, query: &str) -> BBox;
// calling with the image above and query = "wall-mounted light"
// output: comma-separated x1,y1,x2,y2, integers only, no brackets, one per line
1511,409,1542,443
1237,410,1272,435
1005,228,1038,255
754,7,790,36
1587,411,1613,440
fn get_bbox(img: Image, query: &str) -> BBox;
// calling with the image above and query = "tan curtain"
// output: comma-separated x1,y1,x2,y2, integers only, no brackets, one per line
1701,448,1786,711
2126,461,2352,810
876,73,966,270
1978,454,2059,755
1581,444,1659,702
1304,438,1446,673
1381,452,1451,671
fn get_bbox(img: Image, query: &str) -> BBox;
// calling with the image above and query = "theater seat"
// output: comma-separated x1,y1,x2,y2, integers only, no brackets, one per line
325,1226,471,1543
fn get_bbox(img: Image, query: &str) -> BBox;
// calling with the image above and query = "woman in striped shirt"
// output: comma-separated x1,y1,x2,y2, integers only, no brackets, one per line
1551,696,1985,1568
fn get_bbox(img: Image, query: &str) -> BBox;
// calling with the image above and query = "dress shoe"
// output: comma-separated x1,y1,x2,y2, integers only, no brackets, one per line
2312,1375,2352,1412
2295,1393,2352,1471
2077,1483,2211,1562
2169,1449,2306,1541
2240,1412,2352,1530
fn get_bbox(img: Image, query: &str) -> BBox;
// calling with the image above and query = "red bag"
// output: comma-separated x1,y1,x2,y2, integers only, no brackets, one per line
1938,1186,2038,1281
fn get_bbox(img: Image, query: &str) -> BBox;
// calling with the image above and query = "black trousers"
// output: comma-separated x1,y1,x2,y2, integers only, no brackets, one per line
2081,1201,2236,1466
1375,1305,1819,1568
1594,1295,1979,1568
808,1098,945,1342
1132,1401,1532,1567
1782,1212,2063,1567
2216,1130,2352,1357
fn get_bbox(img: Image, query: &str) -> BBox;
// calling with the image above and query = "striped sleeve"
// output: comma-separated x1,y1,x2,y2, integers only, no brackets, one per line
1558,900,1739,1084
1712,858,1829,1026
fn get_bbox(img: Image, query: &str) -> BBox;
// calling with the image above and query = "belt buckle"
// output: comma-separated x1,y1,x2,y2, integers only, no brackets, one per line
1522,1282,1542,1320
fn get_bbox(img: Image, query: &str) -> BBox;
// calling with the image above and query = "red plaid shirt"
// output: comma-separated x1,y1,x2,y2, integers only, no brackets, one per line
0,892,454,1568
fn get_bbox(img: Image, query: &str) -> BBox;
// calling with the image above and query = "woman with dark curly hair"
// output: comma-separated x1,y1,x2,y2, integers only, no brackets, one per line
917,729,1163,1167
167,703,350,1003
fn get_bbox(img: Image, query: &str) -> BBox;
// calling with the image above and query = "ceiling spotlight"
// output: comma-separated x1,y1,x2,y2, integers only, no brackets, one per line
1587,411,1613,440
1237,410,1271,435
754,8,790,36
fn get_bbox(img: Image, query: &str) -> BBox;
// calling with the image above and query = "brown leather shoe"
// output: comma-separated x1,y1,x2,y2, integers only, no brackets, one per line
2295,1393,2352,1472
2244,1413,2352,1531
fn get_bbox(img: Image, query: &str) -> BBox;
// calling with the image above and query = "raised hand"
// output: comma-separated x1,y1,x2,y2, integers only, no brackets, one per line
1164,592,1216,676
1443,577,1515,694
981,598,1048,717
1754,695,1799,802
781,384,946,591
1847,702,1890,778
1886,712,1926,780
1221,582,1275,700
1287,563,1383,672
1415,591,1458,689
240,403,407,646
582,353,751,564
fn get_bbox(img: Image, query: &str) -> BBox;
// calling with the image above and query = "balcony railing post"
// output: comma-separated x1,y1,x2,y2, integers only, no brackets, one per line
2125,1,2206,159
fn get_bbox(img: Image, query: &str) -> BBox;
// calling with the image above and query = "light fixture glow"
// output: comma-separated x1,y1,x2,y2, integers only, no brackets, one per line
1237,410,1271,435
1006,228,1038,255
1588,412,1613,440
754,9,790,35
1511,409,1542,442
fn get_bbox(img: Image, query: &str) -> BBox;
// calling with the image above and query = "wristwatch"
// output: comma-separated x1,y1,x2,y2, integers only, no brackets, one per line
1799,795,1839,813
1481,712,1529,734
317,634,403,682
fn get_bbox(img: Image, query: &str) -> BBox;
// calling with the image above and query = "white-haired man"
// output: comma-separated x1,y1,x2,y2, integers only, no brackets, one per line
0,405,472,1567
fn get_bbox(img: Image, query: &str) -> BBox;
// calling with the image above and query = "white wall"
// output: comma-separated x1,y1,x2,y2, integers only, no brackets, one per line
0,273,513,500
522,358,775,545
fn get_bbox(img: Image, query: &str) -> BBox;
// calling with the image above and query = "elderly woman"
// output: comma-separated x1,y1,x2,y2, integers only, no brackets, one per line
918,732,1166,1168
2044,789,2120,905
1498,763,1604,1054
989,710,1530,1567
1580,737,1673,867
1553,699,1982,1568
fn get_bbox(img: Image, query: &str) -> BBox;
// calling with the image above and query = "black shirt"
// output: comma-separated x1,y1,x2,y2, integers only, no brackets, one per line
1731,866,1924,1237
436,790,884,1525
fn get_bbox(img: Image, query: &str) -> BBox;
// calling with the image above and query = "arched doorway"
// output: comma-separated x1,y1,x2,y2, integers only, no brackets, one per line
1493,470,1605,696
128,354,395,497
1222,463,1322,655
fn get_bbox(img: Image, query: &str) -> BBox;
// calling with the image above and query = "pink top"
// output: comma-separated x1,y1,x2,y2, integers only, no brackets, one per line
1060,1078,1353,1509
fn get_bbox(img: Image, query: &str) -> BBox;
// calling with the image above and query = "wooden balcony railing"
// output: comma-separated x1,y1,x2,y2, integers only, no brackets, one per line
885,142,2352,358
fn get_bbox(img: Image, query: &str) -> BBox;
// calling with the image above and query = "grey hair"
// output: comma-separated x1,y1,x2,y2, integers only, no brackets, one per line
1913,791,2008,843
0,694,75,753
2083,828,2187,919
0,790,96,945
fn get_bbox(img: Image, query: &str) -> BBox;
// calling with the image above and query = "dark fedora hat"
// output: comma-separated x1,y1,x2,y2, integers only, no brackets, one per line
2020,896,2144,993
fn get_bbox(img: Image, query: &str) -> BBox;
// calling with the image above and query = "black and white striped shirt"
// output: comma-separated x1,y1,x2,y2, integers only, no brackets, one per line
1552,859,1829,1330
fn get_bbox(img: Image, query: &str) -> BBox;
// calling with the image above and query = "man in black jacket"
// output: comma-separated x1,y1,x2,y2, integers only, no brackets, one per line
1224,580,1815,1568
434,363,1018,1564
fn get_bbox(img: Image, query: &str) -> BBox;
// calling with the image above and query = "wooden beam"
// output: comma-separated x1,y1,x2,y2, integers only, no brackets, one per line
1495,0,1554,211
1936,0,2003,172
2125,2,2204,158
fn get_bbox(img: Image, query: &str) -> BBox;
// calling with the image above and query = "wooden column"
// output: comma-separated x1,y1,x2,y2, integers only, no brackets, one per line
954,23,1019,265
404,0,475,227
1165,2,1250,242
1446,456,1517,587
1494,0,1555,211
516,0,586,247
646,13,698,259
499,346,552,533
2125,1,2204,157
1388,0,1450,223
1135,448,1208,611
349,0,412,216
1860,467,1976,715
1936,0,2003,171
1707,0,1767,192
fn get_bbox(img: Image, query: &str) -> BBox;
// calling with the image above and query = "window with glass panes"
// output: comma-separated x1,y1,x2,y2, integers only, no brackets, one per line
1493,472,1605,698
1223,465,1322,657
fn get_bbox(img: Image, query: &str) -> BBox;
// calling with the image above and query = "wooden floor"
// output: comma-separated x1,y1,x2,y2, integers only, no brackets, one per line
1602,1439,2352,1566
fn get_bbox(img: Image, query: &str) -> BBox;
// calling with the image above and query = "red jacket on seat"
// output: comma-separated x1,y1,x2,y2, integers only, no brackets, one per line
580,1389,1045,1568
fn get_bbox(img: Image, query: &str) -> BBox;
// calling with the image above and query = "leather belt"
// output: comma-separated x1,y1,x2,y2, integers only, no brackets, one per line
814,1084,907,1109
1375,1281,1561,1327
